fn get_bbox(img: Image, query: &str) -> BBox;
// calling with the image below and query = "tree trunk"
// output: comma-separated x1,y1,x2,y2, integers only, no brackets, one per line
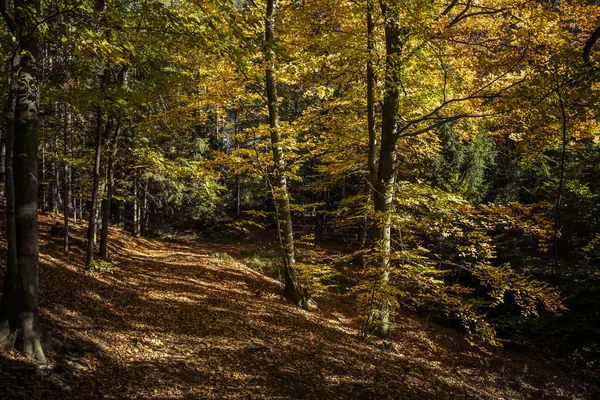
80,197,84,222
86,70,109,267
41,131,47,210
133,177,140,237
0,64,18,352
265,0,308,308
142,179,148,236
63,103,70,254
73,197,78,224
51,135,59,214
0,8,46,360
234,114,241,218
0,123,5,204
371,0,404,338
100,119,121,258
359,0,378,251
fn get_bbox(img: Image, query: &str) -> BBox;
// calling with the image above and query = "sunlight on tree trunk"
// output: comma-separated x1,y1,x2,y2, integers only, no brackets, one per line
265,0,308,308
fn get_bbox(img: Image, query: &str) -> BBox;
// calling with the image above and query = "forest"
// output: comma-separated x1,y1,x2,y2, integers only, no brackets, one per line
0,0,599,398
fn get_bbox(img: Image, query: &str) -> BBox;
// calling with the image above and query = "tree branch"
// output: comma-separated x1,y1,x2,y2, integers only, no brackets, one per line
583,25,600,65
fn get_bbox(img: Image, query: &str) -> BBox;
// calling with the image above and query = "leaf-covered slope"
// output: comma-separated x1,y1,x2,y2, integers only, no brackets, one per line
0,214,597,399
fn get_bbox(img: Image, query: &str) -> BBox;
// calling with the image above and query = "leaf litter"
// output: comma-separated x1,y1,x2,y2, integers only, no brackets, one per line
0,213,598,399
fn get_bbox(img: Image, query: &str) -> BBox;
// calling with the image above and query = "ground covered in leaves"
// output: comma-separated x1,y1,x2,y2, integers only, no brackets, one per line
0,214,598,399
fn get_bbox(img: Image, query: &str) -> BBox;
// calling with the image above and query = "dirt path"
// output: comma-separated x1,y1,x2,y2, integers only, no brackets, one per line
0,215,598,399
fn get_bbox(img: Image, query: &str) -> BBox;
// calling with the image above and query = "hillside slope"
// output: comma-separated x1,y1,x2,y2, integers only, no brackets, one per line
0,214,598,399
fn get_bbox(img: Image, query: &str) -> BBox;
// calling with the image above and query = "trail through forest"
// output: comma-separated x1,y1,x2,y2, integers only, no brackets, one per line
0,214,598,399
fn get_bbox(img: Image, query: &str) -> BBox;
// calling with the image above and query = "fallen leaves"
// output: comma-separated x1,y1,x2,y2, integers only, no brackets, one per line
0,213,597,399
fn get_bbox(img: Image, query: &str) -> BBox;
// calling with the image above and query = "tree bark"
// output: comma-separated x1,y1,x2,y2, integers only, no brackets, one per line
116,199,123,227
371,0,404,337
133,176,140,237
265,0,308,308
141,179,148,236
0,62,18,352
63,103,70,254
51,135,59,214
0,120,5,200
100,119,122,258
86,70,109,267
73,197,78,224
359,0,378,250
0,1,46,360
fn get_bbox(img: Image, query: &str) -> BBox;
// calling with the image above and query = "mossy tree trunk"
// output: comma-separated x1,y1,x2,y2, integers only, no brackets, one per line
371,0,405,338
265,0,308,308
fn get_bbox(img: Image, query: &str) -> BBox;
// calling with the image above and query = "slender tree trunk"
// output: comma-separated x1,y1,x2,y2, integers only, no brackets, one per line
235,174,241,218
41,131,47,210
63,103,70,254
116,199,123,227
100,119,121,258
133,177,140,237
234,113,241,218
367,1,378,200
51,135,59,214
80,197,84,222
371,0,404,338
142,179,148,236
553,88,568,270
74,198,78,224
95,182,105,243
86,70,109,267
0,6,46,360
359,0,378,250
265,0,308,308
86,105,104,266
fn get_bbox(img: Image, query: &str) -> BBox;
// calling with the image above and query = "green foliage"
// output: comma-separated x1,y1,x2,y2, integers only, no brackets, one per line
244,246,282,277
89,259,120,274
212,251,235,262
355,181,565,346
432,126,497,203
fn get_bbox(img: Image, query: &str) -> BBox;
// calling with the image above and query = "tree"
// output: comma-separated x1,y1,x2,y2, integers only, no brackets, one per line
265,0,308,308
0,0,46,361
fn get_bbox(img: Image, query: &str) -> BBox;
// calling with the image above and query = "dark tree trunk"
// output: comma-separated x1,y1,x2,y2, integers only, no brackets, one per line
359,0,378,250
51,135,59,214
86,70,109,267
141,179,148,236
0,64,18,352
63,103,70,254
265,0,308,308
86,105,104,266
80,197,84,222
100,119,121,258
0,125,5,202
41,131,47,210
234,114,241,218
116,199,123,227
0,5,46,360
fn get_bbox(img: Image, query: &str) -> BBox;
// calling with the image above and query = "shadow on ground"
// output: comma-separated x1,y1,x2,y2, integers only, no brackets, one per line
0,213,598,399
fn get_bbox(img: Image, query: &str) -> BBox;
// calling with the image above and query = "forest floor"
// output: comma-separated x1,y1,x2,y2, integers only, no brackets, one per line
0,213,599,399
